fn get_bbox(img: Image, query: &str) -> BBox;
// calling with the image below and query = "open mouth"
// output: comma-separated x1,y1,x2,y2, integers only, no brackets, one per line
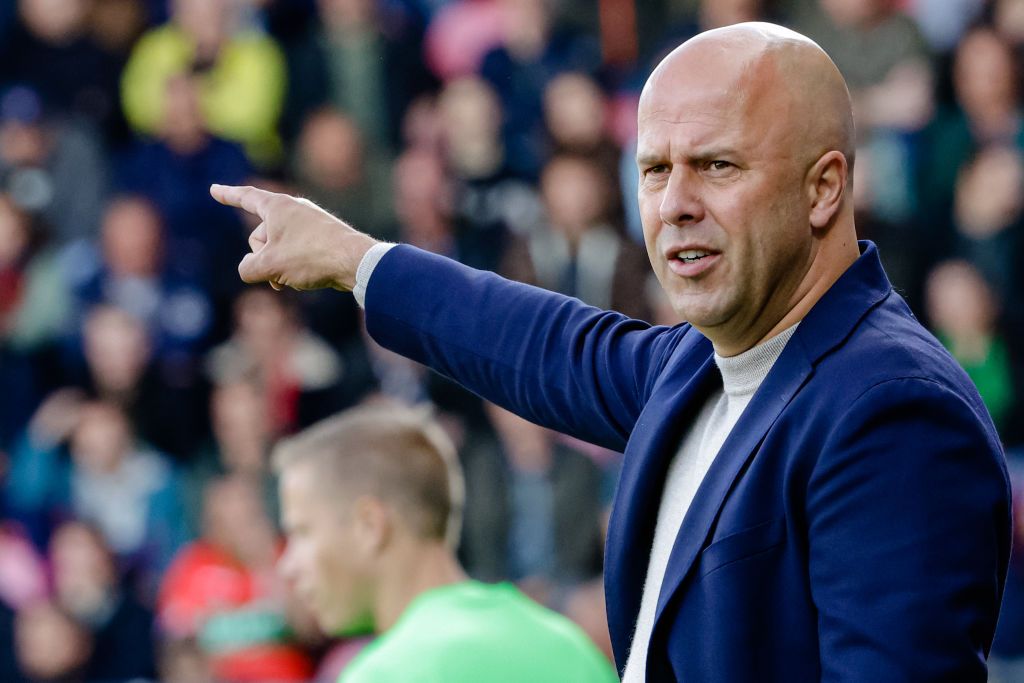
675,249,712,263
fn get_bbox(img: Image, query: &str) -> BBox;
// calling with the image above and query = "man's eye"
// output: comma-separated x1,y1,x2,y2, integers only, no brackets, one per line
708,160,732,171
645,164,668,176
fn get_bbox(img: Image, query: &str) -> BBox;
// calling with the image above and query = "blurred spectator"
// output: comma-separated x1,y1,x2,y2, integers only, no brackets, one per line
118,71,252,297
994,0,1024,46
480,0,601,177
121,0,286,165
0,524,47,612
181,381,279,537
0,0,125,141
392,146,514,271
0,193,67,353
921,28,1023,225
206,288,353,435
158,636,215,683
950,145,1024,317
290,108,394,240
438,77,543,268
158,475,313,682
908,0,984,52
790,0,930,91
68,195,214,359
485,403,604,590
50,519,157,681
543,71,620,182
501,154,652,320
0,85,110,245
926,260,1018,432
14,599,93,683
5,397,188,577
281,0,435,152
66,304,210,459
424,0,506,81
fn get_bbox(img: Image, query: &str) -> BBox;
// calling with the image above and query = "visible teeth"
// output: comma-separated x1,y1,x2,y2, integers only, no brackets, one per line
677,250,709,262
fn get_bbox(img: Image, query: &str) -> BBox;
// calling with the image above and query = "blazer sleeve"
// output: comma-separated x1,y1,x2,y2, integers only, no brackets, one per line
363,245,682,452
807,377,1011,682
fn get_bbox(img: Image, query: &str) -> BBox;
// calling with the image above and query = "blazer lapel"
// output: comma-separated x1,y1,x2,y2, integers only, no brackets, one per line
604,336,718,667
653,340,814,623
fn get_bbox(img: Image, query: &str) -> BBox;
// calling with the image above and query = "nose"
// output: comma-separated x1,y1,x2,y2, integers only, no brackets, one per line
659,166,704,227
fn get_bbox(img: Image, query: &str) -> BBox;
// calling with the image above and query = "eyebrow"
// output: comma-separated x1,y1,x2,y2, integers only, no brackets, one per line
637,147,742,166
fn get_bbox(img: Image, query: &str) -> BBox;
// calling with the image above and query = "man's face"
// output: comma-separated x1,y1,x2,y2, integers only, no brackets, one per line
636,51,813,340
278,465,374,636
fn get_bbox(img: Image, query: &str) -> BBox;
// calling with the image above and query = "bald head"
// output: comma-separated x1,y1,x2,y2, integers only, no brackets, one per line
636,22,861,355
641,22,855,178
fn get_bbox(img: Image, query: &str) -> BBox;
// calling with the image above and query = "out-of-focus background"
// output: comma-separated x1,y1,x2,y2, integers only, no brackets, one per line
1,0,1024,681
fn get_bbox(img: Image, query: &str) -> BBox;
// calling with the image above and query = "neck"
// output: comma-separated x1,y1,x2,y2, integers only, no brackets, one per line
373,540,466,632
709,225,859,357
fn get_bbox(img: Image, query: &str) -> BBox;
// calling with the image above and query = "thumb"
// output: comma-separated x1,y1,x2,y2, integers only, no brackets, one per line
238,251,276,285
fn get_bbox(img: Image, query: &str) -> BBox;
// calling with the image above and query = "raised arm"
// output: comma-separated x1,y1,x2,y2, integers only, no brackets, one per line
363,245,688,450
210,185,687,450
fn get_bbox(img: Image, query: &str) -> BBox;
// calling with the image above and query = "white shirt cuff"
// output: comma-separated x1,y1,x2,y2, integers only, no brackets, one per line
353,242,397,308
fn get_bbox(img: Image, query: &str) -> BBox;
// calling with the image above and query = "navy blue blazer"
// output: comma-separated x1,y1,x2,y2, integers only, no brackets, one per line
365,241,1011,682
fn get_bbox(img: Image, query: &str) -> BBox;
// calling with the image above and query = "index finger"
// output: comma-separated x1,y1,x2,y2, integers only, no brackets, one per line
210,184,275,219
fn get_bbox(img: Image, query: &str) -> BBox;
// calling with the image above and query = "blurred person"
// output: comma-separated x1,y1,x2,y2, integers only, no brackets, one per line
925,260,1017,432
0,192,58,448
13,599,92,683
121,0,287,164
480,0,601,178
437,76,543,267
0,523,47,612
158,474,314,682
0,192,67,364
921,28,1024,224
280,0,435,152
950,145,1024,317
213,21,1011,680
0,0,125,140
484,403,604,588
542,71,620,181
908,0,984,52
274,403,618,681
391,146,510,271
994,0,1024,45
501,154,652,320
291,108,394,240
5,396,188,578
0,85,110,245
789,0,935,225
118,71,252,297
423,0,506,81
69,195,214,358
73,304,209,459
789,0,930,91
180,381,279,537
207,287,360,434
49,520,157,682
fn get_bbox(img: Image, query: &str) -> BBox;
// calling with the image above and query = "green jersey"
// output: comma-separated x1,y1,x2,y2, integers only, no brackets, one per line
339,581,619,683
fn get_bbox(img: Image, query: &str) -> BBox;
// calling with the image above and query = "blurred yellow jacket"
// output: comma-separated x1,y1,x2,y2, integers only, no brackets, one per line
121,24,286,166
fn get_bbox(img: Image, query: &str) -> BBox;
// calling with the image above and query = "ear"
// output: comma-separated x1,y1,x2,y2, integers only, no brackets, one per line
807,150,848,230
352,496,391,557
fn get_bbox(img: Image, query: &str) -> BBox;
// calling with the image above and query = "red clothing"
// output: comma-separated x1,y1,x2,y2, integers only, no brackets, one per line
158,542,312,682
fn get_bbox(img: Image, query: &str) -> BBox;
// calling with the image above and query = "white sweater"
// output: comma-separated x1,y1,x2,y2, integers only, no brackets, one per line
621,324,797,682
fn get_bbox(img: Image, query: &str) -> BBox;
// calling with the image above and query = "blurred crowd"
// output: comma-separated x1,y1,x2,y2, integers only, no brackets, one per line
1,0,1024,680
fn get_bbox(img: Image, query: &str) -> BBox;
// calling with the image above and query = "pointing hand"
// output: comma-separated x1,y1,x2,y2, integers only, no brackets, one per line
210,184,378,291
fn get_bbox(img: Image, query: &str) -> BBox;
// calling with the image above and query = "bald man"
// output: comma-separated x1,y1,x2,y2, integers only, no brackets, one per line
212,22,1010,683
